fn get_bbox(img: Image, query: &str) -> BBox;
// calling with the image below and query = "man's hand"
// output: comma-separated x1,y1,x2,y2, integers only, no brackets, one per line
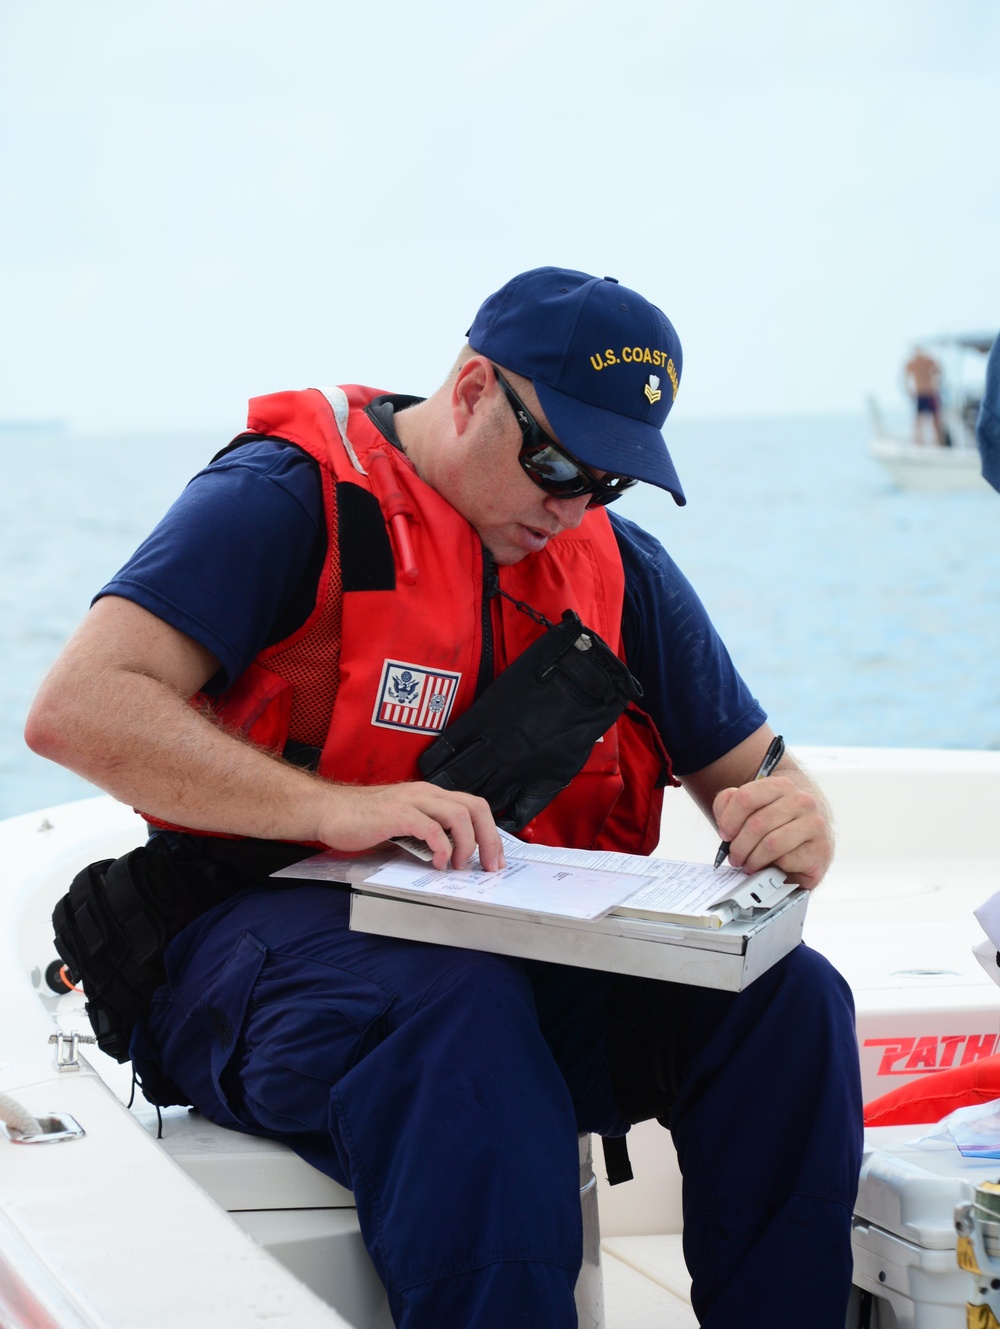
682,726,834,891
712,773,832,891
313,782,505,873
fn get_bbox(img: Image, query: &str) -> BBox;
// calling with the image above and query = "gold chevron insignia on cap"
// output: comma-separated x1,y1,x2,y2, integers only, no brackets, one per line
644,374,662,404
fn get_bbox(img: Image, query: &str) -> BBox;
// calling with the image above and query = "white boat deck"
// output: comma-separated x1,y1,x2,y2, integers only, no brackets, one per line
4,745,1000,1327
603,1237,694,1325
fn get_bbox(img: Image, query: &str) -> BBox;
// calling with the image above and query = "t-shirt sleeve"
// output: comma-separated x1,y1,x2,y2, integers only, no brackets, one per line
609,510,767,777
977,337,1000,494
96,441,324,693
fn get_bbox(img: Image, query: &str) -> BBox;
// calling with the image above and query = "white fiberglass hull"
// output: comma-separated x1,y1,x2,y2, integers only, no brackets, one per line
869,436,989,492
4,746,1000,1327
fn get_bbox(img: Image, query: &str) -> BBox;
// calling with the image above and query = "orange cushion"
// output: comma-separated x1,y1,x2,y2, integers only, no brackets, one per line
864,1053,1000,1126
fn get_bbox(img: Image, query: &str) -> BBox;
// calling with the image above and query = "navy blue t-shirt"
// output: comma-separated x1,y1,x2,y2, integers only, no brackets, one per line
98,438,764,778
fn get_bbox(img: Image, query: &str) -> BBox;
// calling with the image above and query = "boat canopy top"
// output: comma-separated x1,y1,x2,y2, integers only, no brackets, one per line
926,332,997,355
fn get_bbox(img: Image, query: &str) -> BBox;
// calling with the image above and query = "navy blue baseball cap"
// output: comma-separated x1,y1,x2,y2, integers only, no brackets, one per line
467,266,685,504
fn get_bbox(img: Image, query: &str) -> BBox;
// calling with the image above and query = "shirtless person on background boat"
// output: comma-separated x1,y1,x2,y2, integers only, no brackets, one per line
905,346,945,446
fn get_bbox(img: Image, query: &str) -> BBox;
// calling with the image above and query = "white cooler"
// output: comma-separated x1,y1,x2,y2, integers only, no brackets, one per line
847,1125,1000,1327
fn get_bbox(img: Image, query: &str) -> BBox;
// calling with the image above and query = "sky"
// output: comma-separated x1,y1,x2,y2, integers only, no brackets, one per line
1,0,997,432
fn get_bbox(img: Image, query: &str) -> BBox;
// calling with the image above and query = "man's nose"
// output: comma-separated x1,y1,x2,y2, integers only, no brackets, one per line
543,493,591,531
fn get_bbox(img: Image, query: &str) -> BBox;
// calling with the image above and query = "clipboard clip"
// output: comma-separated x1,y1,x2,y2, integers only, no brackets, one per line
713,872,793,919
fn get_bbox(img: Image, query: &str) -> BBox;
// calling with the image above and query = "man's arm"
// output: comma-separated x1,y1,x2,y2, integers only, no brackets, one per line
25,595,503,872
681,723,833,890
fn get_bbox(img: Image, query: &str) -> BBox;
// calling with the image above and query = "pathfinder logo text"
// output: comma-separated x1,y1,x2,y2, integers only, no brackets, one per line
864,1034,999,1077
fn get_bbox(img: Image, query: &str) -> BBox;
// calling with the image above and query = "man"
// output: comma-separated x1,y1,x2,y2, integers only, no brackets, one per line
26,267,862,1328
904,345,945,445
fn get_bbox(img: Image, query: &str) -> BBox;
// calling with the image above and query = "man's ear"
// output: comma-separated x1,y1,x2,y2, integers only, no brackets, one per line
452,356,493,436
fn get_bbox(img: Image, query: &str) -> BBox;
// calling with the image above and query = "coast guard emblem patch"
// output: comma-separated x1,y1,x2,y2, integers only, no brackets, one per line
372,660,462,734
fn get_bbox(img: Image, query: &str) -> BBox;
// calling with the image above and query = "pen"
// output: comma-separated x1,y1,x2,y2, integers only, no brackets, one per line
713,735,786,869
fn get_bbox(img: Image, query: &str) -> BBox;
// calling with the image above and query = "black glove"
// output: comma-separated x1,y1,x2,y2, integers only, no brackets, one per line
418,610,641,832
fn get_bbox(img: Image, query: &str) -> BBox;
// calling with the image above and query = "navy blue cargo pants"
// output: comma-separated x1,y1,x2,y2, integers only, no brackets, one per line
131,883,863,1328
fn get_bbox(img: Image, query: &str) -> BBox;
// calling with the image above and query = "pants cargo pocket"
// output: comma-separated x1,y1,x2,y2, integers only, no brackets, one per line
191,930,269,1128
234,942,397,1137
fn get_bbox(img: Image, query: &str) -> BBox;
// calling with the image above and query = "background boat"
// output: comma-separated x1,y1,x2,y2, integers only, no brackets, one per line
868,332,995,492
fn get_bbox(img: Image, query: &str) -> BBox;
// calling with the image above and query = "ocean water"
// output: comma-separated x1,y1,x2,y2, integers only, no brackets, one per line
2,415,998,820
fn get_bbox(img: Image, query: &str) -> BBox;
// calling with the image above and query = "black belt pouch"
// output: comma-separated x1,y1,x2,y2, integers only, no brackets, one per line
51,834,296,1063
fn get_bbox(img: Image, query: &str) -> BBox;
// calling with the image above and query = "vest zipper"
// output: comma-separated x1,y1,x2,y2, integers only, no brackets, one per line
476,549,498,699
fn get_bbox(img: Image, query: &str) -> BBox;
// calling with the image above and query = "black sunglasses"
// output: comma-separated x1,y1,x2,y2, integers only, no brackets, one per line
492,368,637,508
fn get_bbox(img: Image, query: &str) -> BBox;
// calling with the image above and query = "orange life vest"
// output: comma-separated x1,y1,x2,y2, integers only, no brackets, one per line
145,387,672,852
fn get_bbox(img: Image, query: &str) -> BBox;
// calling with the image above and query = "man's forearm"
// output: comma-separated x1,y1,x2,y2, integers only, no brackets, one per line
27,659,334,842
25,599,504,871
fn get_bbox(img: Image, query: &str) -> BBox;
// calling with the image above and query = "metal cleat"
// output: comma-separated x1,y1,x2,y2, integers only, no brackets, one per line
49,1031,97,1072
